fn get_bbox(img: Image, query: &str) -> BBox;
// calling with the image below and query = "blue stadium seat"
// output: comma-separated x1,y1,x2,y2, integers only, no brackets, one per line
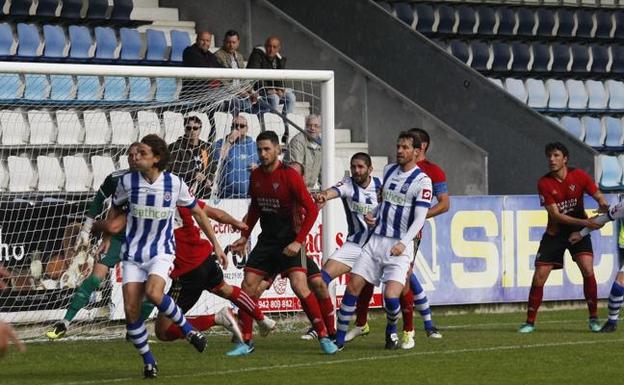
95,26,118,60
24,74,50,100
586,80,608,111
128,77,153,102
170,30,190,62
87,0,109,20
612,46,624,75
436,4,456,35
546,79,567,111
469,41,490,71
526,78,547,109
37,0,59,17
491,41,510,71
535,8,556,37
504,78,528,103
590,45,610,73
103,76,127,101
582,116,604,147
0,23,15,57
595,10,613,39
414,3,434,34
560,116,584,140
17,23,41,58
456,5,476,35
570,43,590,73
516,8,535,36
69,25,92,60
531,42,551,72
10,0,33,16
567,79,588,109
60,0,83,19
393,2,414,27
551,43,571,73
42,24,67,59
0,74,23,100
615,11,624,40
607,80,624,110
496,7,516,36
598,155,622,190
50,75,75,100
76,75,102,100
556,9,576,38
155,78,179,102
475,5,496,36
511,42,531,72
575,9,595,39
120,28,143,61
111,0,133,21
604,117,624,149
145,29,167,62
449,40,470,64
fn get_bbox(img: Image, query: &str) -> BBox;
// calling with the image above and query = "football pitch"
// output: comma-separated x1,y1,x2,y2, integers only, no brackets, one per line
3,308,622,385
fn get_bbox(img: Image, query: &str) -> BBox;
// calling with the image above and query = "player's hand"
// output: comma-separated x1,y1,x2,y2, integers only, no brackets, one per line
390,242,406,256
233,221,248,232
597,202,610,213
585,218,604,230
364,212,376,227
0,321,26,359
230,237,248,257
283,241,302,257
95,236,111,260
74,217,94,250
214,245,228,270
194,172,207,183
568,231,583,245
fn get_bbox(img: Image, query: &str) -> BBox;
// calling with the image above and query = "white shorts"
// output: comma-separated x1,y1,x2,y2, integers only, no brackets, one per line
350,234,413,287
122,254,174,285
327,241,363,269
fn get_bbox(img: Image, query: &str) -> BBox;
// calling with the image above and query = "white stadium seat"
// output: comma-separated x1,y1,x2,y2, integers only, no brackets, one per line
28,110,57,144
8,156,37,192
163,111,184,144
0,110,29,145
91,155,116,190
213,112,233,143
110,110,137,145
263,112,285,140
0,160,8,191
137,110,162,139
83,110,111,144
118,155,129,170
36,155,64,191
56,110,84,144
63,155,92,192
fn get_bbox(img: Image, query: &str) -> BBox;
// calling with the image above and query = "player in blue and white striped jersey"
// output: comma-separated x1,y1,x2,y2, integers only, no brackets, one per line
334,131,432,350
100,134,226,379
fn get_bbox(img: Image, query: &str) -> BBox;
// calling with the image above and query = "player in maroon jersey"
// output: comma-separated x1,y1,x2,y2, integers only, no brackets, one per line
229,131,338,355
519,142,609,333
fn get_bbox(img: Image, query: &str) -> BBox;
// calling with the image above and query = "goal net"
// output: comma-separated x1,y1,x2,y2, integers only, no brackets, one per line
0,62,337,340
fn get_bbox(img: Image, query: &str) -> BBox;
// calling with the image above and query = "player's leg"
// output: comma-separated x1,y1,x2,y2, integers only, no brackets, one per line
306,257,336,339
345,282,373,342
380,242,411,350
601,270,624,332
399,268,415,349
409,272,441,338
237,269,267,352
383,280,404,350
571,235,600,331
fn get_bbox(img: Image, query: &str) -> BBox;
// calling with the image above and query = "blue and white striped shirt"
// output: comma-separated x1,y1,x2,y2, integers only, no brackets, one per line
332,176,382,246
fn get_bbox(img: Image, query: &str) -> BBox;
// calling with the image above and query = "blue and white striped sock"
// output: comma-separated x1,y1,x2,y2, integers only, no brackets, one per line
126,320,156,365
321,270,332,285
607,281,624,324
410,274,434,330
335,292,358,347
384,297,401,335
157,295,192,336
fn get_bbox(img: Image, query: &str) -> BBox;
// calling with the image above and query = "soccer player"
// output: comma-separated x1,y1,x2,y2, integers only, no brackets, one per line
0,267,26,359
102,134,225,378
568,201,624,332
346,128,448,348
518,142,608,334
334,131,432,350
229,130,338,355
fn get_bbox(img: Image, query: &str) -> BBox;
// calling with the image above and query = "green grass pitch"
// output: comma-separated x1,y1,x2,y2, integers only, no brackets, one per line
3,308,622,385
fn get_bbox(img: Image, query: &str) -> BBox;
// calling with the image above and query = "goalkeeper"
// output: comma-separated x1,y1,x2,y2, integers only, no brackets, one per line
569,200,624,333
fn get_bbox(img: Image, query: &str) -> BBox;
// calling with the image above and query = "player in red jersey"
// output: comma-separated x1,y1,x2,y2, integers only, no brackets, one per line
229,130,338,355
518,142,609,333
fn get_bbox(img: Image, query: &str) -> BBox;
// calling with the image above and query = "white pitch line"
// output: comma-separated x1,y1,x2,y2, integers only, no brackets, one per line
47,337,624,385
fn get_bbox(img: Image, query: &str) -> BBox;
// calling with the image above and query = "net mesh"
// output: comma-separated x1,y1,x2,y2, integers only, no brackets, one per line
0,70,323,340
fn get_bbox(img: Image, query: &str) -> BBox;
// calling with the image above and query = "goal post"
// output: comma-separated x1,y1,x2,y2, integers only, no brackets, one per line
0,61,338,339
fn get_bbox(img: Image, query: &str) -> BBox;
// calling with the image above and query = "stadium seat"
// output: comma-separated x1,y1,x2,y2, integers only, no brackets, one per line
504,78,528,103
213,112,233,142
566,79,588,109
491,41,511,71
76,75,102,100
570,44,590,73
128,77,153,102
556,9,576,38
586,80,608,111
50,75,76,100
8,156,36,192
510,42,531,72
496,7,516,36
103,76,127,101
394,2,414,27
436,4,456,35
414,3,434,34
489,77,503,88
68,25,93,60
162,111,184,144
87,0,109,20
526,78,548,109
545,115,559,125
582,116,604,147
546,79,567,111
111,0,133,21
36,156,64,191
94,26,118,61
603,117,624,148
24,74,50,100
575,9,595,39
43,24,67,59
535,8,556,37
0,74,23,100
27,110,56,144
469,41,490,71
456,5,477,35
120,28,144,61
551,43,571,73
109,110,136,144
607,80,624,110
595,10,614,39
0,110,28,144
83,110,110,144
611,45,624,74
118,155,129,170
239,112,262,139
615,11,624,40
170,30,190,62
60,0,84,19
449,40,470,64
0,160,8,191
531,42,551,72
55,110,83,144
137,110,162,138
36,0,59,17
262,112,286,140
145,29,168,62
475,5,496,35
91,155,115,190
155,78,180,102
63,155,92,192
287,113,306,133
589,45,611,73
516,8,535,36
560,116,584,140
10,0,33,16
0,23,16,57
17,23,41,58
598,155,622,190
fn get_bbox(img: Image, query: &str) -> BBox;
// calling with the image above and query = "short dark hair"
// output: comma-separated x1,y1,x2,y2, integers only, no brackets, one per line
408,127,430,151
184,115,202,128
224,30,239,40
141,134,170,171
256,130,279,145
397,131,422,149
545,142,569,158
351,152,372,167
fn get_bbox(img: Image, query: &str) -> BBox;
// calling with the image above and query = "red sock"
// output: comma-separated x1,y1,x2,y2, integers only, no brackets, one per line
300,292,328,338
583,274,598,319
164,314,217,340
318,296,336,336
526,285,544,324
238,293,256,342
164,323,185,340
229,286,264,321
401,288,414,332
355,283,374,327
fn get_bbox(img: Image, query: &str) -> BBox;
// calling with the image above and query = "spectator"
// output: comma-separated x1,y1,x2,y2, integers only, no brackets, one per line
286,114,322,189
213,115,258,198
182,31,221,68
214,30,254,116
168,116,212,198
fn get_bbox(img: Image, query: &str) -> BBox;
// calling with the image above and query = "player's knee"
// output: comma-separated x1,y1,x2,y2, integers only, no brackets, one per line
309,278,327,297
144,287,163,305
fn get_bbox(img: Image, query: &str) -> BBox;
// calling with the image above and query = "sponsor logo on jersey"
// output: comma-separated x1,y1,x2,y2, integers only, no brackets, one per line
422,189,432,200
383,189,407,206
131,204,172,220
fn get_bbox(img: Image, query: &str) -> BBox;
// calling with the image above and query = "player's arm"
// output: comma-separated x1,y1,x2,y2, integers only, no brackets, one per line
392,180,433,256
314,187,340,208
75,174,119,249
231,177,260,256
544,204,602,229
191,205,228,269
570,201,624,243
94,205,126,258
203,205,248,231
427,192,449,218
284,171,319,257
591,189,610,213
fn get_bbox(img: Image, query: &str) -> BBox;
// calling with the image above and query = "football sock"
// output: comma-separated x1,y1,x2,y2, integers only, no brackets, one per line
336,291,357,346
157,295,192,336
300,292,328,338
526,285,544,324
583,274,598,319
318,295,337,336
229,286,264,321
400,288,414,332
64,274,101,323
384,297,401,335
607,281,624,324
239,293,256,342
127,319,156,365
355,283,374,327
410,274,434,330
321,270,332,285
164,315,216,340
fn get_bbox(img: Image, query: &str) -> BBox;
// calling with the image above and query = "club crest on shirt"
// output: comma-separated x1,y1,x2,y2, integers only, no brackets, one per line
163,192,172,201
272,182,280,191
569,184,576,191
400,183,410,193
